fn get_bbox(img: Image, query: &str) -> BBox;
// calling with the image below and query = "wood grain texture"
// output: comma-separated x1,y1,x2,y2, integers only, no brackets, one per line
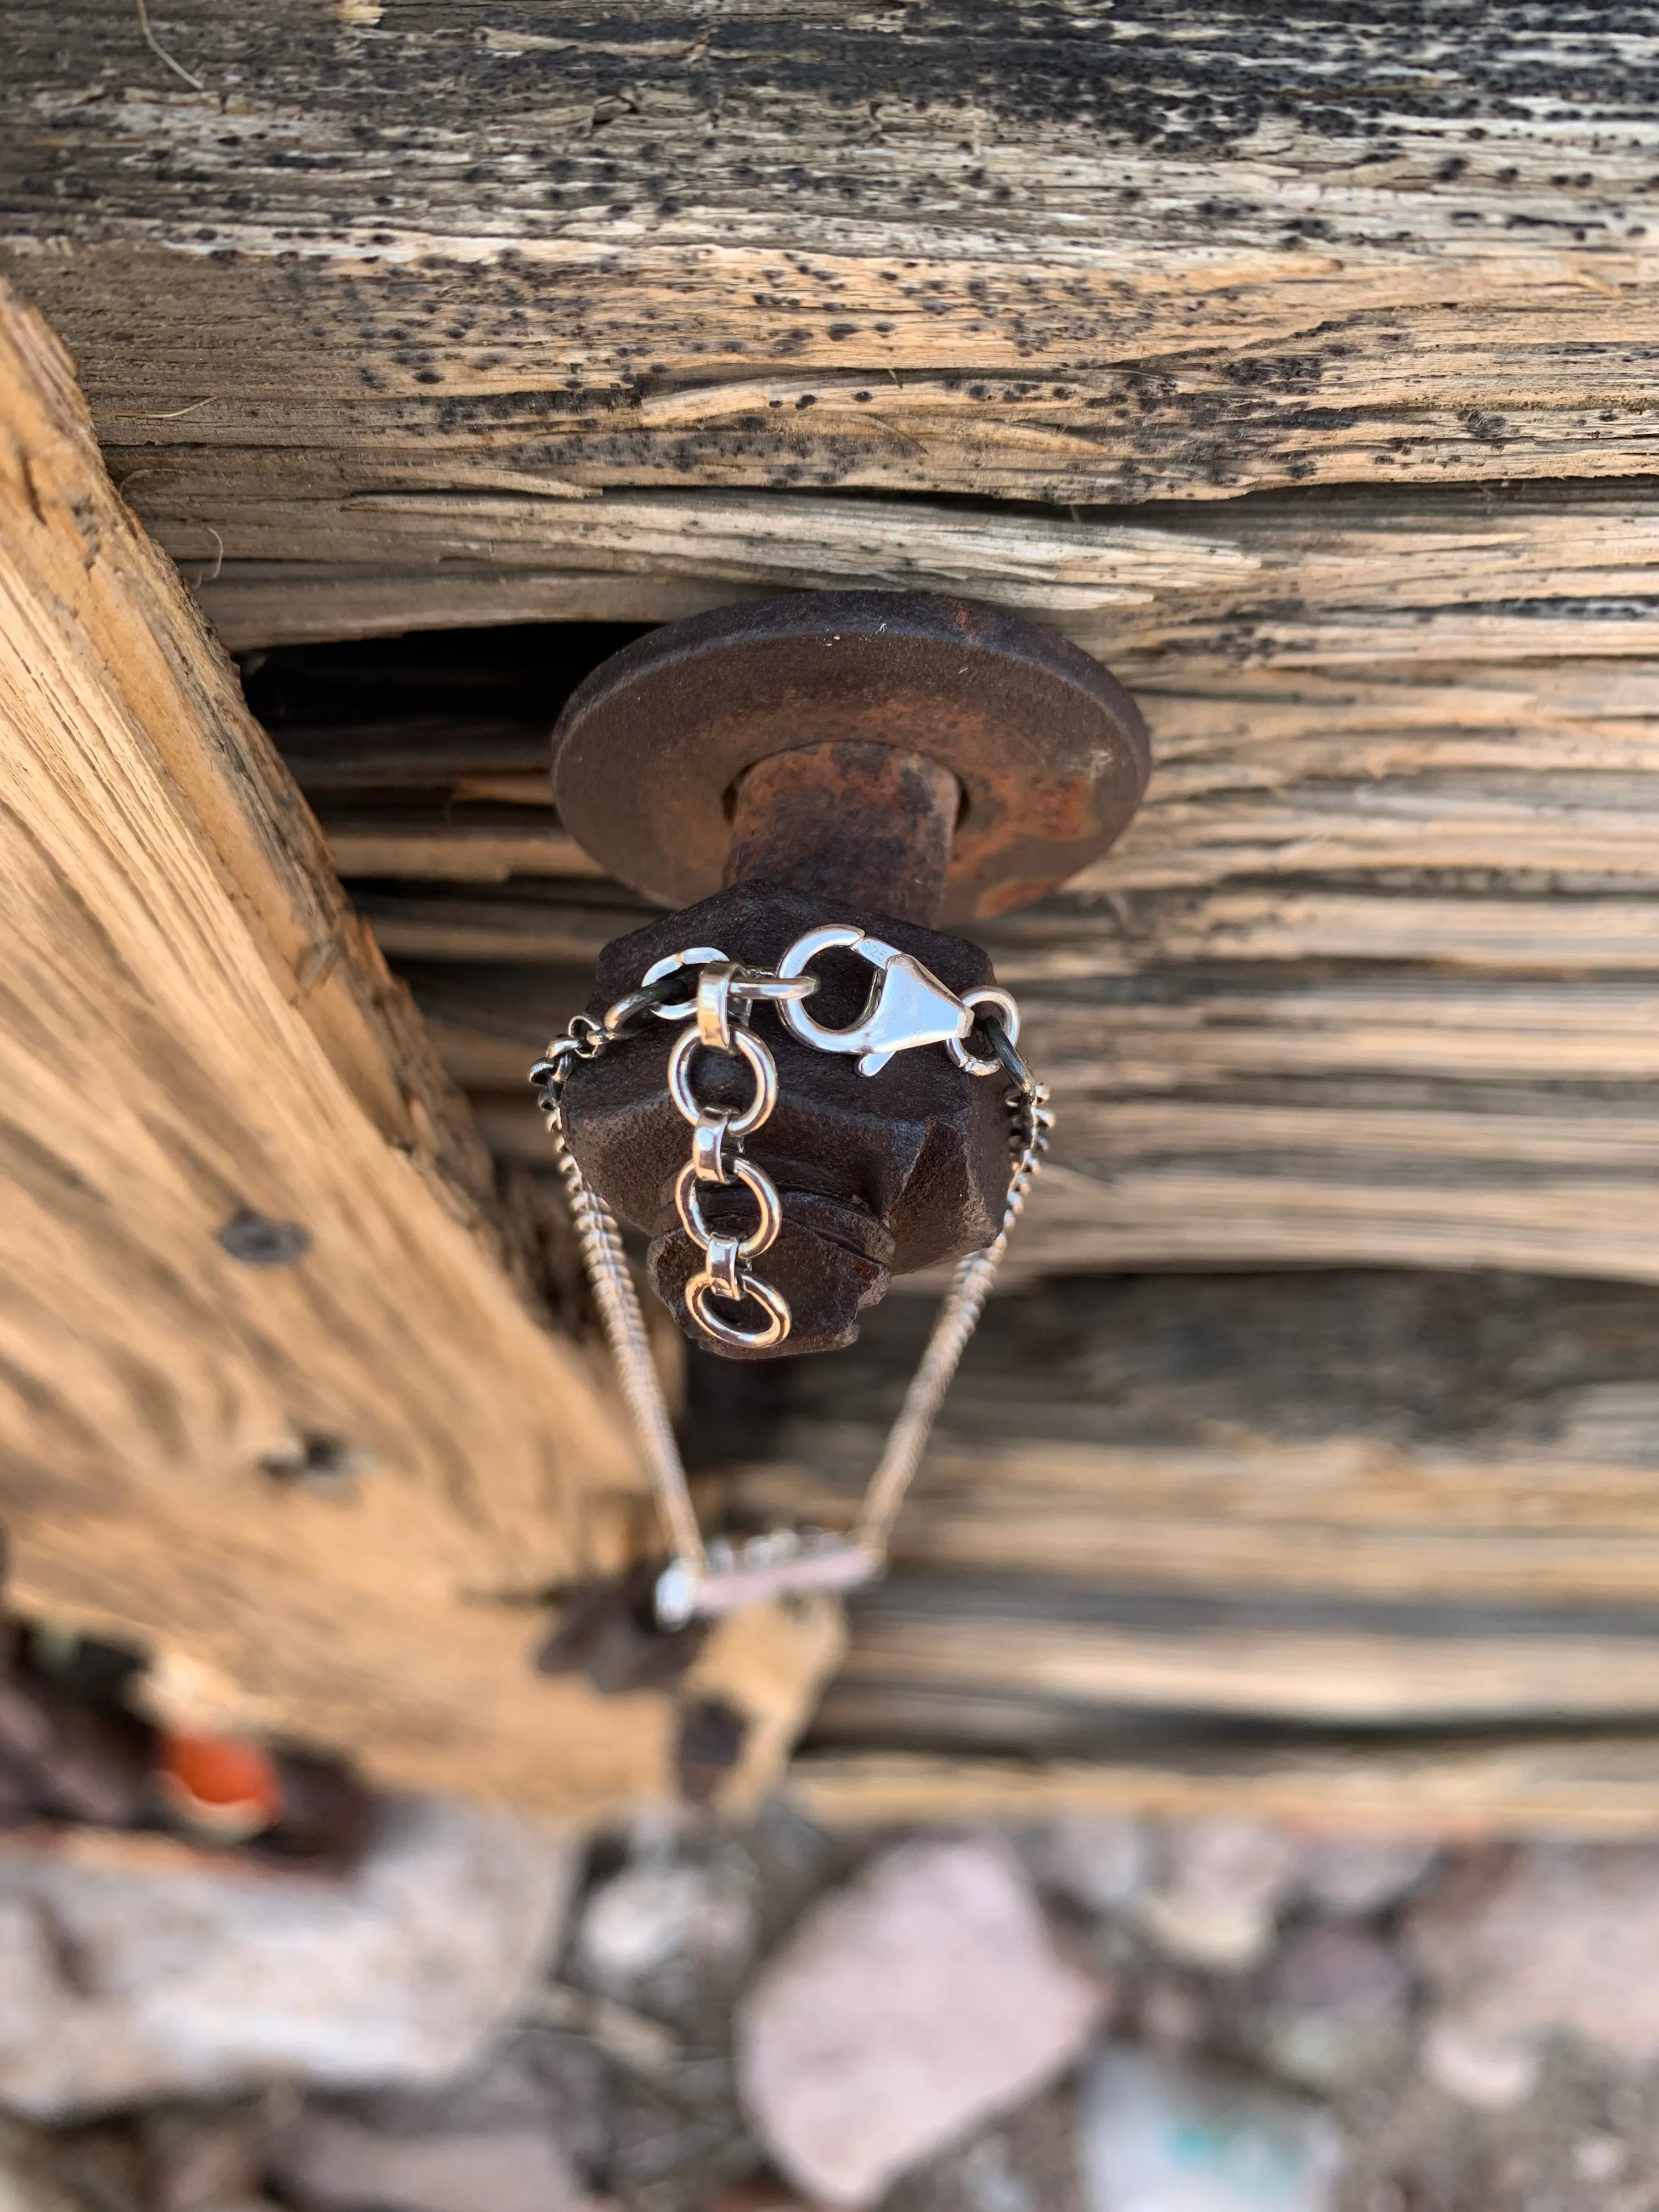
0,281,695,1816
2,2,1657,524
9,3,1656,1819
3,6,1652,1289
787,1742,1659,1838
176,484,1659,651
721,1269,1659,1599
752,1268,1659,1815
209,457,1659,1290
683,1269,1659,1747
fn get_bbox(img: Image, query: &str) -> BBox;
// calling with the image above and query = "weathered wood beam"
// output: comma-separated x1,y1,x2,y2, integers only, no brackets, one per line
146,481,1659,656
212,470,1659,1285
729,1268,1659,1605
3,4,1656,514
0,284,848,1818
702,1268,1659,1734
773,1262,1659,1830
787,1741,1659,1839
323,807,600,884
825,1591,1659,1728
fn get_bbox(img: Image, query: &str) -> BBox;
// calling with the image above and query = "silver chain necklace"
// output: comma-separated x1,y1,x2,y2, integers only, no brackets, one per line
532,934,1051,1627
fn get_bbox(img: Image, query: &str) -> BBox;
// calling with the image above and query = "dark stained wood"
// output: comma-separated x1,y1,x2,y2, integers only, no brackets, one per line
713,1266,1659,1600
759,1265,1659,1824
3,3,1657,534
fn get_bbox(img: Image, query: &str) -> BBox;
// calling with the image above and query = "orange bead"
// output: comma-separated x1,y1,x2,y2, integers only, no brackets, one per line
155,1731,283,1842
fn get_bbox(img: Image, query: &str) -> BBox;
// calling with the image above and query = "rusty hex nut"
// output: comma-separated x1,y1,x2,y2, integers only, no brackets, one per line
558,884,1011,1358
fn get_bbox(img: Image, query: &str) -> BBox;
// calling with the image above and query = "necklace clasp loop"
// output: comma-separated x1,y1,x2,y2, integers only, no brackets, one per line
776,925,974,1076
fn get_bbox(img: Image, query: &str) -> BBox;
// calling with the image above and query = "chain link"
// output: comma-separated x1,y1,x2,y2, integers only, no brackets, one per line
532,943,1050,1621
666,960,794,1349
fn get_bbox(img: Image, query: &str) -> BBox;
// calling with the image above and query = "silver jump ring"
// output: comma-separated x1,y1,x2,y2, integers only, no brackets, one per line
641,945,730,1021
691,1108,733,1182
667,1026,777,1137
704,1233,745,1301
674,1158,782,1259
730,974,819,1004
948,986,1022,1076
776,923,873,1052
602,983,675,1038
686,1271,791,1351
695,963,739,1052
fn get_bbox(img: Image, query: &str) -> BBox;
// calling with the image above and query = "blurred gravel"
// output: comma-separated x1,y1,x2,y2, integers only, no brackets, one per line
9,1796,1659,2211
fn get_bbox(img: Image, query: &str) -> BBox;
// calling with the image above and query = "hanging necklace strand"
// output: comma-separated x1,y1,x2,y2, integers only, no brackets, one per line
532,948,1050,1624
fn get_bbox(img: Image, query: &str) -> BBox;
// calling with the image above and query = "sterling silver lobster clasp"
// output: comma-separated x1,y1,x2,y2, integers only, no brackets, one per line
776,924,1019,1077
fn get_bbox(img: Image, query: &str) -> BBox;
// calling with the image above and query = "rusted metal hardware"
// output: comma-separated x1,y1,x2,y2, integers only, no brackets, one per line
548,590,1148,1362
551,590,1150,927
558,885,1011,1357
537,589,1138,1618
724,741,960,926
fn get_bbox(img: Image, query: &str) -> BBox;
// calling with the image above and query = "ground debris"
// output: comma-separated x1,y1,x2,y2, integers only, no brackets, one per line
10,1805,1659,2210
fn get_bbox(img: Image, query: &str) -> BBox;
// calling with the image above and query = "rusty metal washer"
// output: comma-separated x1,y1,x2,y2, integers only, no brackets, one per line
550,591,1151,925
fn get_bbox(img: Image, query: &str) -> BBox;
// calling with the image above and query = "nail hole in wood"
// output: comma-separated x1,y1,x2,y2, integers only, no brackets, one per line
258,1433,366,1497
217,1210,311,1267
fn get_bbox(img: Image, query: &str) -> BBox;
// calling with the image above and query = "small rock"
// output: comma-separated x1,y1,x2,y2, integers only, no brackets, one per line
736,1836,1106,2209
0,2119,82,2212
1138,1820,1304,1970
1572,2132,1627,2185
1420,2018,1539,2111
269,2113,587,2212
145,2109,267,2212
957,2134,1038,2212
1079,2048,1342,2212
575,1858,754,1997
1136,1977,1209,2057
0,1796,578,2117
1023,1816,1149,1917
1297,1838,1437,1921
707,2190,816,2212
1256,1927,1411,2090
351,2032,611,2179
0,1898,61,2030
1411,1843,1659,2097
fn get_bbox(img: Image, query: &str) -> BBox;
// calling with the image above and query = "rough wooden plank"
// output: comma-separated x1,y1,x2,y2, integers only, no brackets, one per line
0,281,812,1819
715,1269,1659,1607
162,482,1659,657
323,808,600,884
4,4,1658,521
737,1440,1659,1611
216,462,1659,1285
204,568,740,652
827,1592,1659,1726
695,1269,1659,1745
787,1743,1659,1839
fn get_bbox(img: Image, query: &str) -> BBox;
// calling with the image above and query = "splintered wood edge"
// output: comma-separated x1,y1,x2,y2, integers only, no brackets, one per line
0,282,831,1821
183,483,1659,653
